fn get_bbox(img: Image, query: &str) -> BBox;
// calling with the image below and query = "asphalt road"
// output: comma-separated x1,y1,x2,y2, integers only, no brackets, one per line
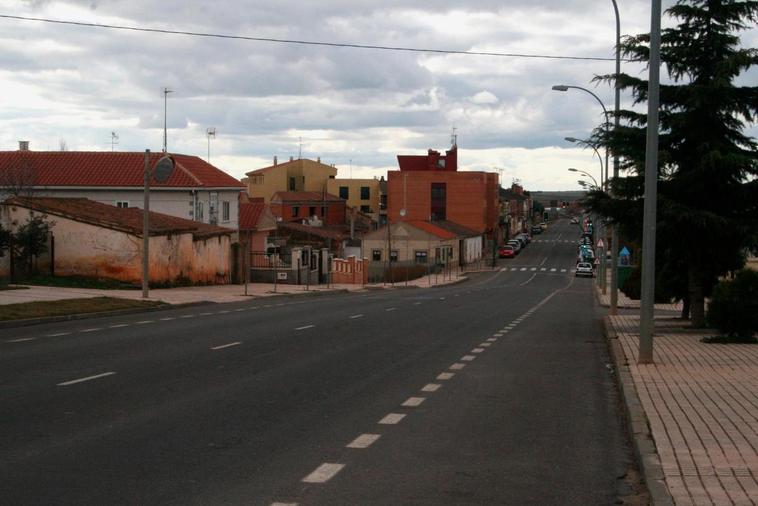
0,219,634,505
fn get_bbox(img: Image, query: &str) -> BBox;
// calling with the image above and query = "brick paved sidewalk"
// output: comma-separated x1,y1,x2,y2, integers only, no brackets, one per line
609,314,758,505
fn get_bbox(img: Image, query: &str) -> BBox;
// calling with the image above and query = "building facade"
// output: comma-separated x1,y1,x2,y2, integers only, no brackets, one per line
244,158,337,203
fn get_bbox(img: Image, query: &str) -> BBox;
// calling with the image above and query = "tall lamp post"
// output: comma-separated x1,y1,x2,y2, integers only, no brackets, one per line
569,166,606,289
610,0,621,316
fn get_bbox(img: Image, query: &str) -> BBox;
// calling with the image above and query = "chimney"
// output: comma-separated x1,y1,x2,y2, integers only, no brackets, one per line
273,155,278,166
290,156,294,162
317,157,321,163
18,140,29,151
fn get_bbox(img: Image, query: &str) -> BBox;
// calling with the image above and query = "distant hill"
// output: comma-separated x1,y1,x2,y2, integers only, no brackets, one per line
530,190,585,206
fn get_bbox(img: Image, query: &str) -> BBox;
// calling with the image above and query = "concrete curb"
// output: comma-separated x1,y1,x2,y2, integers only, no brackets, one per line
604,317,675,506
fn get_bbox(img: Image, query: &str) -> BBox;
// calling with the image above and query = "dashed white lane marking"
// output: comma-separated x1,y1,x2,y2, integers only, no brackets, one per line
479,342,492,347
439,297,446,300
540,267,547,271
159,317,175,321
234,308,246,312
270,502,298,506
47,332,71,337
276,303,286,307
346,433,381,449
471,348,485,353
349,314,364,319
295,325,315,331
179,314,195,319
302,463,345,483
211,341,241,350
487,338,497,342
385,307,397,312
58,371,115,386
530,267,536,271
250,306,260,310
494,333,503,337
461,355,476,361
421,383,441,392
199,312,213,316
561,269,567,273
6,337,36,343
402,397,426,407
450,363,466,370
437,372,455,380
135,320,154,325
550,268,557,272
413,302,422,305
218,310,230,314
80,328,101,333
378,413,406,425
520,267,527,271
264,304,273,308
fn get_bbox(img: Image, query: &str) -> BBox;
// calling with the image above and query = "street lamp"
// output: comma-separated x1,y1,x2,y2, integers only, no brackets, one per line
565,137,604,180
568,168,599,189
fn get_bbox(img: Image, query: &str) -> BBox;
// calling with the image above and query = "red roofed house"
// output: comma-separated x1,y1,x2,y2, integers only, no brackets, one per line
0,197,233,284
239,200,277,253
0,145,245,230
362,221,460,267
269,191,346,226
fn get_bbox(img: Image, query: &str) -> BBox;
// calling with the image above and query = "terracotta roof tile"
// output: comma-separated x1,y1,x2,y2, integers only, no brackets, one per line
0,151,245,188
405,220,458,240
239,202,267,230
4,197,231,239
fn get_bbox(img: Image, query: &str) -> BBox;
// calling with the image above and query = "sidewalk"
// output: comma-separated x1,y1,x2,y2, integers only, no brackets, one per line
0,272,467,306
602,288,758,505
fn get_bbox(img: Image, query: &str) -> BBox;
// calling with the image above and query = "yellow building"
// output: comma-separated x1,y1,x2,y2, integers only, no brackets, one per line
245,157,337,203
326,178,381,220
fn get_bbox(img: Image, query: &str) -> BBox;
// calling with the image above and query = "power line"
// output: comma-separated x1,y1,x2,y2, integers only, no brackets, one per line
0,14,627,62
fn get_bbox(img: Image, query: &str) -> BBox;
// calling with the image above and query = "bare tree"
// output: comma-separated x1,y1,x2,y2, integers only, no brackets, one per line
0,159,36,201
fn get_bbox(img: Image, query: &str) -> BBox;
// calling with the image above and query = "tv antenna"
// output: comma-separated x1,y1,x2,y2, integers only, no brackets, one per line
298,136,302,159
110,131,119,151
206,127,216,163
163,87,174,152
450,125,458,148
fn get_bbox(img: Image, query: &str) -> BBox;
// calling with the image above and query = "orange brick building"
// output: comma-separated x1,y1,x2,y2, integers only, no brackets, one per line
387,146,499,239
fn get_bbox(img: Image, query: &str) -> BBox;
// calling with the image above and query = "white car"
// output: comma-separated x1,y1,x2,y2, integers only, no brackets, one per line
575,262,594,277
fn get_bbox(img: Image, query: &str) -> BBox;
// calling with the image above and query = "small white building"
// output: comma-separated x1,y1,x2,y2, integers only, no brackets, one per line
0,146,245,229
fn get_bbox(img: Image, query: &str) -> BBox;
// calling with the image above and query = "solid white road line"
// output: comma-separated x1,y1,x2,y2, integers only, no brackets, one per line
461,355,476,361
135,320,154,325
80,328,101,333
520,274,537,286
402,397,426,407
211,341,241,350
346,433,381,449
47,332,71,337
450,363,466,370
421,383,441,392
437,372,455,380
378,413,406,425
349,314,364,319
270,502,298,506
6,337,37,343
302,463,345,483
295,325,315,331
109,324,129,328
471,348,485,353
385,307,397,311
58,371,115,386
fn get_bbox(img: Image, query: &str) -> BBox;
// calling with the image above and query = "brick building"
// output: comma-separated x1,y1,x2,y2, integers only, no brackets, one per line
387,145,499,239
269,191,346,226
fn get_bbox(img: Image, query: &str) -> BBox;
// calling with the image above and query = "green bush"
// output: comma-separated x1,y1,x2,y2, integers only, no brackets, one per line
619,265,675,303
706,269,758,342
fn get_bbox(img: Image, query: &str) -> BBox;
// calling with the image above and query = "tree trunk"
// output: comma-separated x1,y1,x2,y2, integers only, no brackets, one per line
681,294,690,320
688,264,706,328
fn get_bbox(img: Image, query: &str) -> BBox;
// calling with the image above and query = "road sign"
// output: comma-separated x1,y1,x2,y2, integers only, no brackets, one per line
596,239,604,248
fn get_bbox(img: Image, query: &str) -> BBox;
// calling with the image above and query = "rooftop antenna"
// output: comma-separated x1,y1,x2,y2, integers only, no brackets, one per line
110,131,119,151
298,136,302,159
163,87,174,152
451,125,458,148
206,127,216,163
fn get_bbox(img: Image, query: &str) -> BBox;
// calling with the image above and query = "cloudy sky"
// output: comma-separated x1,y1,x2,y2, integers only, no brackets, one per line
0,0,755,190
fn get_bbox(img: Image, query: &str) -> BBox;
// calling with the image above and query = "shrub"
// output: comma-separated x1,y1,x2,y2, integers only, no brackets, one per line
619,265,676,303
706,269,758,342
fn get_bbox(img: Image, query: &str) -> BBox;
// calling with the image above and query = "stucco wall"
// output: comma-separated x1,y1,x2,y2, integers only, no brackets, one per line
0,205,231,284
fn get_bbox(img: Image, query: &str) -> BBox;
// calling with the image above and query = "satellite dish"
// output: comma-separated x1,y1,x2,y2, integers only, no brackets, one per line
400,208,406,217
153,155,175,183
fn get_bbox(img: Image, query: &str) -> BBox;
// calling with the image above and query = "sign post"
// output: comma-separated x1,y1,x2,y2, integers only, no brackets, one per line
142,152,174,299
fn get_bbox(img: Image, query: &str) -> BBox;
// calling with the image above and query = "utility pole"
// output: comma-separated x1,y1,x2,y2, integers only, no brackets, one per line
163,87,173,153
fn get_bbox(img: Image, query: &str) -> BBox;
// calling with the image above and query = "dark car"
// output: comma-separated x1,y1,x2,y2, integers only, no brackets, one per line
530,225,542,234
498,245,515,258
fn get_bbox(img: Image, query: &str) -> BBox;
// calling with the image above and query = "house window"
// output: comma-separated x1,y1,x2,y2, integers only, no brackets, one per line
115,201,129,208
309,206,316,217
339,186,349,199
360,186,370,200
250,175,264,185
222,201,230,222
390,250,398,263
360,205,371,213
431,182,447,221
291,206,300,218
289,177,296,191
372,249,382,261
415,250,428,263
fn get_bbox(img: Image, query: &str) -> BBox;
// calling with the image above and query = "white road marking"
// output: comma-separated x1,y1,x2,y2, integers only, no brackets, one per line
471,348,485,353
439,297,446,300
199,312,213,316
159,317,175,321
218,310,230,314
302,463,345,483
550,268,557,272
80,328,101,333
211,341,241,350
385,307,396,312
487,338,497,342
437,372,455,380
494,333,503,337
378,413,406,424
480,342,492,347
6,337,36,343
421,383,441,392
270,502,298,506
109,324,129,328
295,325,315,331
450,363,466,370
561,269,567,273
520,267,527,271
264,304,272,308
235,308,247,312
540,257,548,266
346,433,381,449
461,355,476,361
135,320,154,325
530,267,536,271
349,314,364,319
58,371,115,386
179,314,195,319
413,302,422,305
520,274,537,286
540,267,547,271
250,306,260,309
402,397,426,407
47,332,71,337
510,267,518,271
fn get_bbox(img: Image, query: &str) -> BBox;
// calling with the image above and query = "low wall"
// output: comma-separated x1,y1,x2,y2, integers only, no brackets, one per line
331,256,367,285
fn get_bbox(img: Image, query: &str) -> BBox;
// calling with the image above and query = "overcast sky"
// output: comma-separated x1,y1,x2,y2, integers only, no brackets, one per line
0,0,755,190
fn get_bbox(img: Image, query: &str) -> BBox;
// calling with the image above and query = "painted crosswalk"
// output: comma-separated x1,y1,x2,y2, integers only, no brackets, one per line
500,266,574,273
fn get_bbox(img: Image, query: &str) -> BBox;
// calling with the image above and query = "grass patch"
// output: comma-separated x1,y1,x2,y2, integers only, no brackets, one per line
20,275,139,290
0,297,164,321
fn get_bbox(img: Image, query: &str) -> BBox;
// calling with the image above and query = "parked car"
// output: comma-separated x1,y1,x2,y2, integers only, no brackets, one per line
498,245,515,258
540,222,548,230
517,233,531,244
570,217,579,224
575,262,594,277
506,240,522,254
513,235,527,248
530,225,542,234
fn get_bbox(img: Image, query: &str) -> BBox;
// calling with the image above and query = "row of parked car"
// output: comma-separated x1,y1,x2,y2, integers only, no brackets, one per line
497,231,533,258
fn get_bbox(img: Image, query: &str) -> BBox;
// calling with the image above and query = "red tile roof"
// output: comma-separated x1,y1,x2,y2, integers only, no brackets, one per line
278,222,348,241
5,197,232,239
0,151,245,189
405,220,458,240
271,191,343,203
239,202,268,231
